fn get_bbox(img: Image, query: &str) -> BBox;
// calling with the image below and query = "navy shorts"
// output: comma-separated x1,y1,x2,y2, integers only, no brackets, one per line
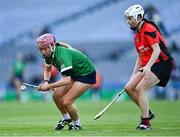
151,60,174,87
71,71,96,84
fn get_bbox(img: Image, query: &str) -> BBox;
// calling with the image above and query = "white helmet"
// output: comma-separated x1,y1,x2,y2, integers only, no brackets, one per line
124,4,144,22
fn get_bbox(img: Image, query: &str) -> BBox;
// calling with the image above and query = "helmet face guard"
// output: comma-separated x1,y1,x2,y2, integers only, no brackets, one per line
124,15,132,28
124,4,144,31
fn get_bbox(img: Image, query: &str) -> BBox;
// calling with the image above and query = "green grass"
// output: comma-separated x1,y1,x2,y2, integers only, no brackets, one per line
0,100,180,136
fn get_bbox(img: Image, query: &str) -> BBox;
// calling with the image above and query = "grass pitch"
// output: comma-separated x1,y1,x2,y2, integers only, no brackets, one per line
0,100,180,136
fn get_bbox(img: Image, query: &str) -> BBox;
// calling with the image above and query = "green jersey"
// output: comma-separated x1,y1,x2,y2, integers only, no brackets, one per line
12,60,26,77
45,43,95,77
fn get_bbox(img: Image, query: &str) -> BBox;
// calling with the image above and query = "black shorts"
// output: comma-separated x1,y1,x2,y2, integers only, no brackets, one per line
71,71,96,84
151,60,173,87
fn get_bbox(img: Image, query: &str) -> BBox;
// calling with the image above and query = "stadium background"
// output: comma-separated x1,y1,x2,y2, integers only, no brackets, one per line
0,0,180,101
1,0,180,136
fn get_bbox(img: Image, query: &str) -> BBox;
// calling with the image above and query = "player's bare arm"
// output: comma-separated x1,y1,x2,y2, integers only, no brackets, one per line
37,64,52,91
145,43,161,69
44,64,52,81
49,76,71,89
141,43,160,79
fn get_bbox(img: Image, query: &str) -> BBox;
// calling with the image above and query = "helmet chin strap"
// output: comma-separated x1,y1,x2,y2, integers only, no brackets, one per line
49,44,55,52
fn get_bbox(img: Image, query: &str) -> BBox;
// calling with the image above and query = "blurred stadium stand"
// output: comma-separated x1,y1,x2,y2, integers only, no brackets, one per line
0,0,180,100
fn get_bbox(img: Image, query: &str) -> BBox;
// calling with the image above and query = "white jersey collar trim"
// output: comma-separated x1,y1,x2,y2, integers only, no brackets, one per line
61,66,73,72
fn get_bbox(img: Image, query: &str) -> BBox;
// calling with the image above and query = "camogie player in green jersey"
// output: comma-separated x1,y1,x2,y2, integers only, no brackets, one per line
36,33,96,130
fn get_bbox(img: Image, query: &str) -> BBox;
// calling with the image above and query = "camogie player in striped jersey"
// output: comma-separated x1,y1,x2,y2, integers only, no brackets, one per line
124,4,174,130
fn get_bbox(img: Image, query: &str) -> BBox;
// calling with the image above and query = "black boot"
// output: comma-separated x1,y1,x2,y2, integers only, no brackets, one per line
55,119,72,130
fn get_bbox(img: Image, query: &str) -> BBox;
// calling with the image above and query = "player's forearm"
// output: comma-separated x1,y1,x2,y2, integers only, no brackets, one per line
44,72,51,81
49,76,71,88
44,66,52,81
146,43,161,68
133,61,141,74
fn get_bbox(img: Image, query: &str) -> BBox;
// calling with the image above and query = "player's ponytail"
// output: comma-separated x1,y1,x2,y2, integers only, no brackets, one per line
143,18,161,34
57,42,72,48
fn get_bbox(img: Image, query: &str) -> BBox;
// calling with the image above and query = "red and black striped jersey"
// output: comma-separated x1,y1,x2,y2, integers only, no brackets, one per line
134,21,172,67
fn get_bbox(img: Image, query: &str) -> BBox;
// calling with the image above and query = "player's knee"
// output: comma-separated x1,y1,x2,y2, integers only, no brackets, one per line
124,84,133,94
135,86,144,95
52,92,61,102
62,98,73,106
